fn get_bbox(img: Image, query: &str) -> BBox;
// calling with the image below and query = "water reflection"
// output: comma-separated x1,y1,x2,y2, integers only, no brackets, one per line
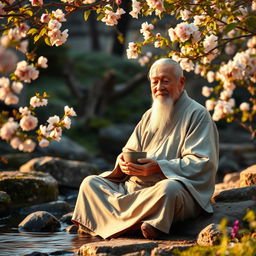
0,231,101,256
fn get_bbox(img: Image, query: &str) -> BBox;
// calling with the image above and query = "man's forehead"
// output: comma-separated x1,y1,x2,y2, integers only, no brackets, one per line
150,63,176,77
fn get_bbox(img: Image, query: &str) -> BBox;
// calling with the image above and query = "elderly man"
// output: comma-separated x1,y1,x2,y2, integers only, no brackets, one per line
72,58,219,239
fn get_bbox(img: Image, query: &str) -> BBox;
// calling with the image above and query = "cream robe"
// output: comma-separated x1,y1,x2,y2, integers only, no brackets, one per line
72,91,219,238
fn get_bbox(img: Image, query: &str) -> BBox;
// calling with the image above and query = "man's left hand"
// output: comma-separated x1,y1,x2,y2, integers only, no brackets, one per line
121,158,162,176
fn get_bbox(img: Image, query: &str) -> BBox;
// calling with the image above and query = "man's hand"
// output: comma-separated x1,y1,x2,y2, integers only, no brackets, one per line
119,154,162,176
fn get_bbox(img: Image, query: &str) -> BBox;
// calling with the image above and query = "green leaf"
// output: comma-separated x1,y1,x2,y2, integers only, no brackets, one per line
34,34,41,43
224,23,238,34
84,10,91,21
96,13,104,21
28,28,38,35
44,37,52,46
39,27,47,37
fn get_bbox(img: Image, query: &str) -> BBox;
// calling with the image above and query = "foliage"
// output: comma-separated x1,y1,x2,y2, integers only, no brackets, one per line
173,209,256,256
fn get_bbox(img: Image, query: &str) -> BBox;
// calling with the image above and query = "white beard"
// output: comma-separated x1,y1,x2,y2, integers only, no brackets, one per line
149,97,174,133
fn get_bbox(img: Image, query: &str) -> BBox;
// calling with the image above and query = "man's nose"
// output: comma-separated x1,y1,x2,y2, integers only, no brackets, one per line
156,81,164,90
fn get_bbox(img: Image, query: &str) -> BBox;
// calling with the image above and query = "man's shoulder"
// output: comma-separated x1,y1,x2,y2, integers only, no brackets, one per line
185,95,212,120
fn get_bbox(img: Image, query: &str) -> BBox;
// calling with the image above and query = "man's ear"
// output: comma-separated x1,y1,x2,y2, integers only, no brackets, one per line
179,76,185,93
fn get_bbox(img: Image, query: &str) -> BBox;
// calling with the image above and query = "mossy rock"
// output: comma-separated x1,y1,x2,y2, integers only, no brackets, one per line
0,171,58,208
0,190,11,216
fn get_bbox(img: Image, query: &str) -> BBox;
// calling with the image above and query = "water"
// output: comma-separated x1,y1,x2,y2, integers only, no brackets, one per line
0,231,101,256
0,215,101,256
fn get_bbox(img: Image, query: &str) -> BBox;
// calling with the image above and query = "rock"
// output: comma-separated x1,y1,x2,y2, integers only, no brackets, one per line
1,153,34,169
19,211,60,232
172,200,256,237
212,185,256,202
20,157,99,188
59,212,73,225
23,252,48,256
0,171,58,207
0,190,11,217
99,124,135,155
240,165,256,187
223,172,240,184
20,200,72,216
37,135,90,161
151,245,192,256
78,239,158,256
66,224,78,233
197,223,221,246
213,182,238,195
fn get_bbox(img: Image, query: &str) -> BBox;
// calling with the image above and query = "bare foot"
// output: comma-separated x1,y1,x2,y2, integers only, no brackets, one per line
141,222,159,239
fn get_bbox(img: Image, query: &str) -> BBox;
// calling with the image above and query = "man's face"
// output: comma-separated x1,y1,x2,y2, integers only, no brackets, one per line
149,63,185,103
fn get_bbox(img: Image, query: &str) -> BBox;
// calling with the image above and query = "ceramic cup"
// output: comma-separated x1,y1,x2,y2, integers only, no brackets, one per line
122,151,147,164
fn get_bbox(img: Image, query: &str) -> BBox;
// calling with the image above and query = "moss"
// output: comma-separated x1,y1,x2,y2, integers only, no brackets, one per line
0,172,58,208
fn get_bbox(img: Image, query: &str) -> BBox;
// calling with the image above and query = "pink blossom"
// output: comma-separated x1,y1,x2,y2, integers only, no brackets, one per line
39,125,50,136
102,7,125,26
18,23,30,38
212,100,233,121
8,28,21,41
0,87,9,101
30,96,48,107
12,81,23,94
50,127,62,141
154,41,161,48
39,138,50,148
48,20,62,30
0,119,19,141
126,42,139,59
64,106,77,116
16,40,29,53
247,36,256,48
29,0,43,6
205,99,216,111
0,47,18,73
14,61,39,83
5,93,19,105
168,28,178,42
138,55,150,66
48,29,68,46
1,35,11,47
193,15,205,26
202,86,213,97
63,116,71,129
52,9,66,22
20,115,38,131
19,107,31,115
225,43,236,55
146,0,165,15
207,71,215,83
203,34,218,52
10,137,23,150
40,13,50,23
140,22,154,40
220,90,233,100
19,139,36,152
47,115,60,130
0,77,10,88
231,220,240,239
37,56,48,68
179,58,194,72
240,102,250,111
253,1,256,11
180,9,191,21
130,0,142,18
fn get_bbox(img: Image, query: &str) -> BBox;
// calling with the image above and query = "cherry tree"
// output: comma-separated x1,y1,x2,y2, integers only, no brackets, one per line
0,0,255,153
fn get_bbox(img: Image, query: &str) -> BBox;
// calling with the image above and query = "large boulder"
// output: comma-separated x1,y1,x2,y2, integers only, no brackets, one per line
240,165,256,187
37,135,90,161
0,171,58,207
20,157,100,188
19,211,60,232
172,200,256,237
212,185,256,202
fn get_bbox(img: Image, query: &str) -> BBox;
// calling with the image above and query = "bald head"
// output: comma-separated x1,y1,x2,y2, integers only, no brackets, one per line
149,58,183,80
